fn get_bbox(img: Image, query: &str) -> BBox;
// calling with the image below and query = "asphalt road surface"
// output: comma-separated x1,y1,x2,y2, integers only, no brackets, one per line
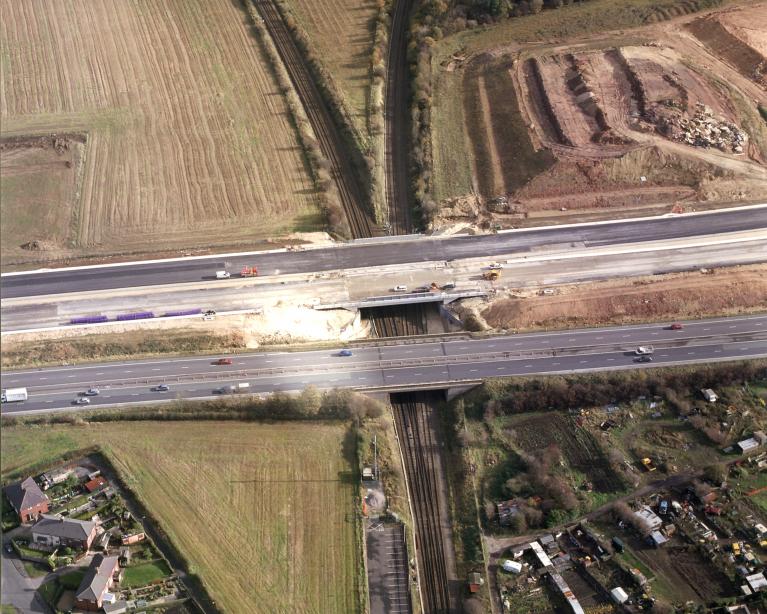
3,206,766,299
2,315,765,414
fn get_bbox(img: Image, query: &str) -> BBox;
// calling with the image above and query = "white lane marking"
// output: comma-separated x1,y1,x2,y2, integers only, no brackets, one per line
607,358,616,362
579,360,588,364
96,372,104,376
67,375,75,378
39,377,47,381
151,368,161,371
552,362,560,366
469,369,478,373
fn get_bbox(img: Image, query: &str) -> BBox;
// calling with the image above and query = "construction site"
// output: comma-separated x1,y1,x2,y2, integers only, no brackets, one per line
433,1,767,229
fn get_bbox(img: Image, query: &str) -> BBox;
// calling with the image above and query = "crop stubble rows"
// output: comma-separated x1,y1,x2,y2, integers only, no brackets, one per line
1,0,320,261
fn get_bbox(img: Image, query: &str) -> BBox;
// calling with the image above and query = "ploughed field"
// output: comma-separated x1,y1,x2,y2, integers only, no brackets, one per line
431,0,767,229
1,421,362,614
0,0,321,268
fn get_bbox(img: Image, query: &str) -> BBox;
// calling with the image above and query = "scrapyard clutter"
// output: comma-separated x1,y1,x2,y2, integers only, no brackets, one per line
2,459,186,612
496,470,767,613
652,102,748,154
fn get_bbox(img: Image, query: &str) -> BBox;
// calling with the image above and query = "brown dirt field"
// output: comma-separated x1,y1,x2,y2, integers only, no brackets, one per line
634,543,735,602
506,413,623,492
717,3,767,57
0,0,322,269
687,4,767,87
481,265,767,331
534,55,602,147
0,136,85,264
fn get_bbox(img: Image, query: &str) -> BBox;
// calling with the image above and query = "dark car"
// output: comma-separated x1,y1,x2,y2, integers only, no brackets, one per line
153,384,170,392
338,349,353,357
214,358,233,365
669,323,684,330
635,355,653,363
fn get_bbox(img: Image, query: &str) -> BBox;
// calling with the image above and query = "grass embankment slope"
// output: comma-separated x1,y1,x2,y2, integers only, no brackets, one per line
430,0,731,202
1,0,321,268
282,0,379,138
1,421,361,614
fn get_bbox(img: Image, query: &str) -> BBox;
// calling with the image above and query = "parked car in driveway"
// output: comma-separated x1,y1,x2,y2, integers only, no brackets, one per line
153,384,170,392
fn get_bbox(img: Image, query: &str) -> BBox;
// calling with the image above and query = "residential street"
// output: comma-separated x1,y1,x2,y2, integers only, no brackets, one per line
1,527,51,614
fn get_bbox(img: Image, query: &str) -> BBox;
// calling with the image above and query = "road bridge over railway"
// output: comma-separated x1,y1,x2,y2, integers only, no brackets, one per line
314,290,487,311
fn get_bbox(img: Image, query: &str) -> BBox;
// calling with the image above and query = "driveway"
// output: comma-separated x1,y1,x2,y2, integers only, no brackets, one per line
1,527,52,613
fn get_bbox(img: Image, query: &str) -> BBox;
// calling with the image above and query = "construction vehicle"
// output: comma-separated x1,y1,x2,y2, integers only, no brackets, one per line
482,269,501,281
641,458,657,472
240,266,259,278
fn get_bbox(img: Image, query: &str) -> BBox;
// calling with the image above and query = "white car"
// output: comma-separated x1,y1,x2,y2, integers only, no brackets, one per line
215,271,231,279
393,285,408,292
635,346,654,355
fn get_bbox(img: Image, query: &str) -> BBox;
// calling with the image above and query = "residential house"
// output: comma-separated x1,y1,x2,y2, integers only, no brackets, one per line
3,477,49,523
75,554,121,611
85,476,108,494
32,515,97,551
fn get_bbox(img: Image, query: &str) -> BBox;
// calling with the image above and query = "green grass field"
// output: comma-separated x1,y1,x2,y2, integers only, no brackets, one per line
122,561,172,588
1,421,362,614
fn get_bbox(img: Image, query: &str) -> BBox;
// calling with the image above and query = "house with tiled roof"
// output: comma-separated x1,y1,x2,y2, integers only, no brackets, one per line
32,514,98,551
3,477,49,523
75,554,121,611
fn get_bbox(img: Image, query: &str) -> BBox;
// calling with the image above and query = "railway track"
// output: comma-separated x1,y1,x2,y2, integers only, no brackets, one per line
384,0,414,234
366,303,427,338
392,392,453,614
253,0,376,239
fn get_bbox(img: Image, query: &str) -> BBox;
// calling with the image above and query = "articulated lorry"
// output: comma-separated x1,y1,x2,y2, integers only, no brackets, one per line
1,387,28,403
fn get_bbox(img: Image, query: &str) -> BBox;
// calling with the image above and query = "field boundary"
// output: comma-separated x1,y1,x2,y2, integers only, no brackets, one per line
269,0,382,229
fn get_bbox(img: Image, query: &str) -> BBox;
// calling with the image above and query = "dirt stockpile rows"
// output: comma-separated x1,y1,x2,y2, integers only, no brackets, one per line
254,0,376,239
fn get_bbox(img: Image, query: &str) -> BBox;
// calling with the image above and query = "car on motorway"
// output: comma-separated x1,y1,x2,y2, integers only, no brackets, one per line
392,285,408,292
669,323,684,330
153,384,170,392
442,282,456,290
635,346,654,355
85,388,100,396
213,387,227,394
214,358,233,365
488,262,503,269
635,355,654,363
215,271,231,279
73,397,91,405
338,349,353,357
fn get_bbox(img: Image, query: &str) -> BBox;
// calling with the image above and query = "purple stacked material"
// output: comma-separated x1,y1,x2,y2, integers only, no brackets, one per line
69,315,109,325
115,311,155,321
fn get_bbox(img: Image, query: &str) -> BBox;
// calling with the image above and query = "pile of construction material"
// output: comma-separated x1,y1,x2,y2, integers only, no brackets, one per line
653,102,747,153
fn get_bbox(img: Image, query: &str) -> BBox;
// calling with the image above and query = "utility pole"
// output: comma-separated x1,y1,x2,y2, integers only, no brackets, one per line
373,434,378,481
